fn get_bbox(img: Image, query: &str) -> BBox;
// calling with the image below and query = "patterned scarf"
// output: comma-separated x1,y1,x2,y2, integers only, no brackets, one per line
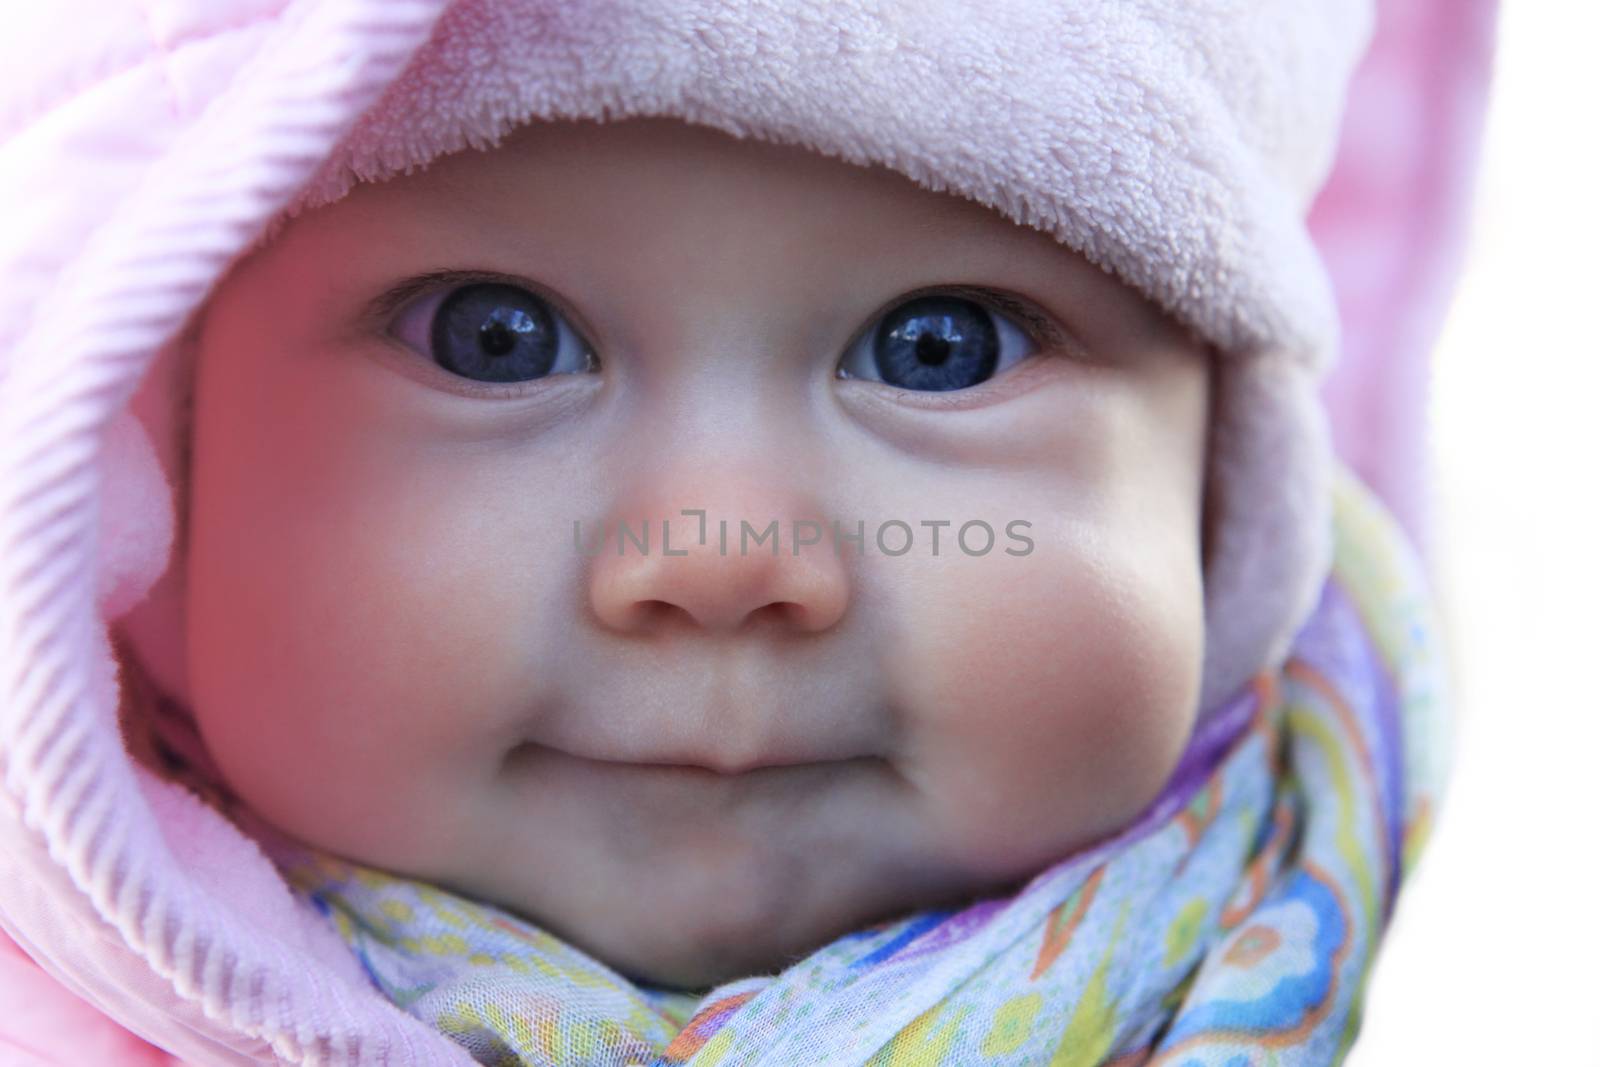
257,468,1449,1067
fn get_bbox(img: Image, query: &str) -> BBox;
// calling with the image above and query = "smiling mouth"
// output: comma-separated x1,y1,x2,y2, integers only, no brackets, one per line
608,758,815,777
508,742,878,781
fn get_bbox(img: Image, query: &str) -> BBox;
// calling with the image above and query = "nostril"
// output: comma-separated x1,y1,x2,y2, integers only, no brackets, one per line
657,598,794,633
637,600,692,627
762,600,811,629
624,598,811,635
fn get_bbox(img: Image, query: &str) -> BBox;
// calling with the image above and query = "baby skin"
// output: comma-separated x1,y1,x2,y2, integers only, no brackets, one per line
183,117,1213,989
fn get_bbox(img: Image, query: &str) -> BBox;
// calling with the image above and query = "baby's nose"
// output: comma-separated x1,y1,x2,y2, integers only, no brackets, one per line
585,473,851,636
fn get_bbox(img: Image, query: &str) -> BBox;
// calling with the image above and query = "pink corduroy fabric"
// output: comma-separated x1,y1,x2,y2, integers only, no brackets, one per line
1,6,484,1063
0,1,1495,1064
1313,0,1497,552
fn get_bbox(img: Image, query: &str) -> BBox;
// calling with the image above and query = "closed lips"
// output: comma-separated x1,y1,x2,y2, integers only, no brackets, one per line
508,741,879,778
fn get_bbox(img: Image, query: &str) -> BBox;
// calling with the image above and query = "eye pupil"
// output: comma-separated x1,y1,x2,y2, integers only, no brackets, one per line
914,332,951,365
478,308,534,358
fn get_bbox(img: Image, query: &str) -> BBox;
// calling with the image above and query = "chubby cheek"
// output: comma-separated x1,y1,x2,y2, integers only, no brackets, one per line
895,531,1203,878
184,369,558,866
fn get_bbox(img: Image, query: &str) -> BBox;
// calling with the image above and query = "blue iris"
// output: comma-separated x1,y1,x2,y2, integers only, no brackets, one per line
430,283,559,383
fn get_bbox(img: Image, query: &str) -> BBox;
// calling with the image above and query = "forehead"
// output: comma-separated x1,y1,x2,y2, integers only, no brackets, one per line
341,119,1003,258
385,115,1010,230
300,116,1182,346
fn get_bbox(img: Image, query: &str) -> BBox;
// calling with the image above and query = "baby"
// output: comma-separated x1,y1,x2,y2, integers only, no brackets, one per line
0,1,1455,1064
183,115,1211,990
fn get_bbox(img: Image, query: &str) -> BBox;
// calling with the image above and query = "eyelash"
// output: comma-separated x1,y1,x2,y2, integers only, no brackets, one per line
373,270,597,400
370,270,1070,398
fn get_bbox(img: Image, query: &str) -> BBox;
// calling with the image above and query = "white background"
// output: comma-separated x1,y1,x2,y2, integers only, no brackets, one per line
1350,5,1600,1064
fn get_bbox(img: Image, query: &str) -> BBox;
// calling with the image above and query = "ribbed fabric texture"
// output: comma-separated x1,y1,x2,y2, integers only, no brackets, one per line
0,4,484,1062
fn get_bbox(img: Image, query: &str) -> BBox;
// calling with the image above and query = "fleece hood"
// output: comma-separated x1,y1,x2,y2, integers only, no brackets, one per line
0,1,1492,1063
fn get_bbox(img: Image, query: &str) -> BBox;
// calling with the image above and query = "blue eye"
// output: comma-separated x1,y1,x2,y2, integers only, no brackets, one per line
390,281,596,386
838,294,1038,392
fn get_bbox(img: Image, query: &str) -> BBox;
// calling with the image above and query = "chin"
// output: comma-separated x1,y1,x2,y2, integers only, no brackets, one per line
563,871,921,990
570,908,822,991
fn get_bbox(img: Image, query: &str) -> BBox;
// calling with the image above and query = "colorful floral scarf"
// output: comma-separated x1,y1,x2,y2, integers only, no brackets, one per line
263,468,1449,1067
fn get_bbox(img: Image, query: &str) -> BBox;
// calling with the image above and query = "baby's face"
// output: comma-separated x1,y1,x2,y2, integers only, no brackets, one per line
185,117,1210,989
